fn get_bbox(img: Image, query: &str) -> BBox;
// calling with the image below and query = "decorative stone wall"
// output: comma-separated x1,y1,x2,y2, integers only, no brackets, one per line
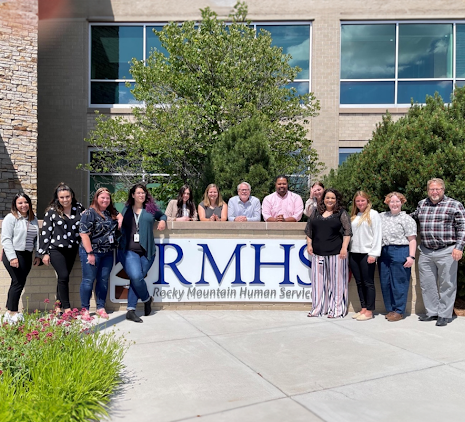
0,0,38,214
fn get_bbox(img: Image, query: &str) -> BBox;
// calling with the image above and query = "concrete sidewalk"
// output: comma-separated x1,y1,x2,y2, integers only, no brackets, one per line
101,310,465,422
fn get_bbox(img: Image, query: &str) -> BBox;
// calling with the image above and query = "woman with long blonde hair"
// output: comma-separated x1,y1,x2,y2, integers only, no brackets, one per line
198,184,228,221
349,191,382,321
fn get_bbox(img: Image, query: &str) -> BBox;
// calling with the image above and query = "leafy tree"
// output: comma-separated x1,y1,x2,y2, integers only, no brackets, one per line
324,88,465,212
208,116,274,201
84,2,321,203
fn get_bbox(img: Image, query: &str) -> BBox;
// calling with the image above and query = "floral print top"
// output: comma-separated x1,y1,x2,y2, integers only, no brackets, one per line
79,207,119,253
38,203,84,255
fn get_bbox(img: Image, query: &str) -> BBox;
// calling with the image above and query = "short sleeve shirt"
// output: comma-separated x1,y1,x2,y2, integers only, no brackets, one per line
379,211,417,246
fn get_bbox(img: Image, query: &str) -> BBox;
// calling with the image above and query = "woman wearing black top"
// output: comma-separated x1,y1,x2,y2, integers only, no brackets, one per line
305,189,352,318
39,183,84,315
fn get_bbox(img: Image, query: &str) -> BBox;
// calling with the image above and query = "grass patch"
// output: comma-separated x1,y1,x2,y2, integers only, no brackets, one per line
0,305,128,422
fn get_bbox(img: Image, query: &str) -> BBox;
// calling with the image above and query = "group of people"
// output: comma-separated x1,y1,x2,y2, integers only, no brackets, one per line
1,183,166,324
163,176,304,223
1,177,464,327
305,178,465,327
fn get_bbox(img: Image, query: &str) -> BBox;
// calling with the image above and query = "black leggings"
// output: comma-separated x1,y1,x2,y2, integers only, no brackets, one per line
49,247,78,310
349,252,376,311
2,250,33,312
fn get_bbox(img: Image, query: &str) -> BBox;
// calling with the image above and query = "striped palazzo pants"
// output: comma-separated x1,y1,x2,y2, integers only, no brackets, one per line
310,253,349,318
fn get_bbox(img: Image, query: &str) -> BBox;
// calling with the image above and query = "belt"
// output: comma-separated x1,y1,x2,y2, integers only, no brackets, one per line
423,244,454,251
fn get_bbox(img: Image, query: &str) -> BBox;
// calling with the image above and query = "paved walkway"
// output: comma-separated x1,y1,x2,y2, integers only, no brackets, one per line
101,310,465,422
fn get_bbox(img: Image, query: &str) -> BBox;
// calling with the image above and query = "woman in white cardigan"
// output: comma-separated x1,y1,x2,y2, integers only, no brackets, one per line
1,193,41,324
349,191,382,321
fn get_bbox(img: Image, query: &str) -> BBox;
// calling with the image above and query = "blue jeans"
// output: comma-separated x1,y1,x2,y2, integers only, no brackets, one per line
378,245,411,314
117,250,154,310
79,247,114,310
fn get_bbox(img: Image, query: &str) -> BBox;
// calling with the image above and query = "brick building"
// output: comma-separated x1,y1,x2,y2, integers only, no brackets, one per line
3,0,465,213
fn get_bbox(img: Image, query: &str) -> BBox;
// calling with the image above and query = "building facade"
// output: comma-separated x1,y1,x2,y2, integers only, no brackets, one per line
36,0,465,214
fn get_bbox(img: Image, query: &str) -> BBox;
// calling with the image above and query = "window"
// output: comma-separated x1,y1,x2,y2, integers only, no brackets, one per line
339,147,362,165
90,22,311,106
341,22,465,106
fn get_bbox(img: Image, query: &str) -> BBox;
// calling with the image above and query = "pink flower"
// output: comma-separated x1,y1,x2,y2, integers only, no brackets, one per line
44,299,50,304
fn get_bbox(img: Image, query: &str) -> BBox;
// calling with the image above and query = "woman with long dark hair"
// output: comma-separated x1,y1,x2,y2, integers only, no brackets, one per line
118,183,166,323
165,185,197,221
39,182,84,315
305,188,352,318
2,192,41,324
79,188,121,320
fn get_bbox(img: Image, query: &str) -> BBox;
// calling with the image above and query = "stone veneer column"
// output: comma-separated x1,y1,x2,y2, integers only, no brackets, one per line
0,0,38,213
310,13,341,172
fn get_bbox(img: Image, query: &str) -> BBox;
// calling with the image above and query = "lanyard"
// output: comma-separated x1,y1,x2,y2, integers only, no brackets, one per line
134,210,141,233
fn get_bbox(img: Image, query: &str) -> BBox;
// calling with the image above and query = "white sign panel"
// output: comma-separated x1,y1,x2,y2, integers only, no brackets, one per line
110,238,312,303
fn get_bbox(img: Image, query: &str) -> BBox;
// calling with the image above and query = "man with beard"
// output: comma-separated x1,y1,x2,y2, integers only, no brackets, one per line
262,175,303,222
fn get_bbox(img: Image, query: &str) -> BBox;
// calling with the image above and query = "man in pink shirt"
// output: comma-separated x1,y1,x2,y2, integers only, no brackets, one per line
262,175,304,222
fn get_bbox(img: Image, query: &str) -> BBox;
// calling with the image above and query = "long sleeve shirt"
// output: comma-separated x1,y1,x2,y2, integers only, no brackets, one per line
227,195,261,221
261,191,303,222
1,213,39,261
411,195,465,251
349,209,382,257
38,203,84,255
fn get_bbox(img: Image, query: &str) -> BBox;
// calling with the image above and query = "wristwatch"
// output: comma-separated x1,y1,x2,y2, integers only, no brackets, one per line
409,256,415,260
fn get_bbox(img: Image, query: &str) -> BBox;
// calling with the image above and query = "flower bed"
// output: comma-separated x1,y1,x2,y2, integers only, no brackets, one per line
0,301,128,422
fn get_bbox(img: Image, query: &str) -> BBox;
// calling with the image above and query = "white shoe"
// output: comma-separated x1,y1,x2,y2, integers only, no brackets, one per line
10,312,24,324
2,312,13,324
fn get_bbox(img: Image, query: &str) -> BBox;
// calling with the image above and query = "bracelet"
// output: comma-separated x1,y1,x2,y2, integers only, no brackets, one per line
86,251,94,255
408,256,415,260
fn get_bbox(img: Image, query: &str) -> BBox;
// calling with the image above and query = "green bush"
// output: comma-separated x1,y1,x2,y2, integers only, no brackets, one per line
324,87,465,298
0,306,127,422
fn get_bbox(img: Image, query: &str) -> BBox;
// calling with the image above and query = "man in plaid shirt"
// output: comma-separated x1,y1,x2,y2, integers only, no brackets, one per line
411,178,465,327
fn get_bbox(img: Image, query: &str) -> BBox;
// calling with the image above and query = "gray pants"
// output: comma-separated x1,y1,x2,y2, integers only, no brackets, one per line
418,244,458,318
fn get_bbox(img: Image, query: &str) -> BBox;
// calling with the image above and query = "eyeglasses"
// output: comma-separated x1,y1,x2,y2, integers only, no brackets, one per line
428,188,444,192
238,189,250,192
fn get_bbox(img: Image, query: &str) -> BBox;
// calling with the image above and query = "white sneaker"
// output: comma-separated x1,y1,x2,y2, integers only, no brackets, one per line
2,312,13,324
11,312,24,323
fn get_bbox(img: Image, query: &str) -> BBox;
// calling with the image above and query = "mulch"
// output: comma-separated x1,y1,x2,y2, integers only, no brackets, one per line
454,297,465,317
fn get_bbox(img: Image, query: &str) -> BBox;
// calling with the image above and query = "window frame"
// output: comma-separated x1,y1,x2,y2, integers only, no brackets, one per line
88,21,313,108
340,20,465,107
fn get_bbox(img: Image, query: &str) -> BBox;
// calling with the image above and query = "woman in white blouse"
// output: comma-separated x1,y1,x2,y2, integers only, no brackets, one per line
349,191,382,321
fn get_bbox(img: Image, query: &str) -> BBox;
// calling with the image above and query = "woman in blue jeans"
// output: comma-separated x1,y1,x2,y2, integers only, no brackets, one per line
79,188,122,321
379,192,417,322
118,183,166,323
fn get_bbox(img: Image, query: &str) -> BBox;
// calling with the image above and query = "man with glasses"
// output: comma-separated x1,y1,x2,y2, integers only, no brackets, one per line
412,178,465,326
227,182,261,222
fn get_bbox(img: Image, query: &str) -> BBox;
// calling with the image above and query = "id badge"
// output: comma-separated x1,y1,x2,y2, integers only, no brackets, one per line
133,233,140,243
108,234,114,244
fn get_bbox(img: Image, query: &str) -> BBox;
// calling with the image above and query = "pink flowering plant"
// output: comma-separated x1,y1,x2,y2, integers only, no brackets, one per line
0,300,128,421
